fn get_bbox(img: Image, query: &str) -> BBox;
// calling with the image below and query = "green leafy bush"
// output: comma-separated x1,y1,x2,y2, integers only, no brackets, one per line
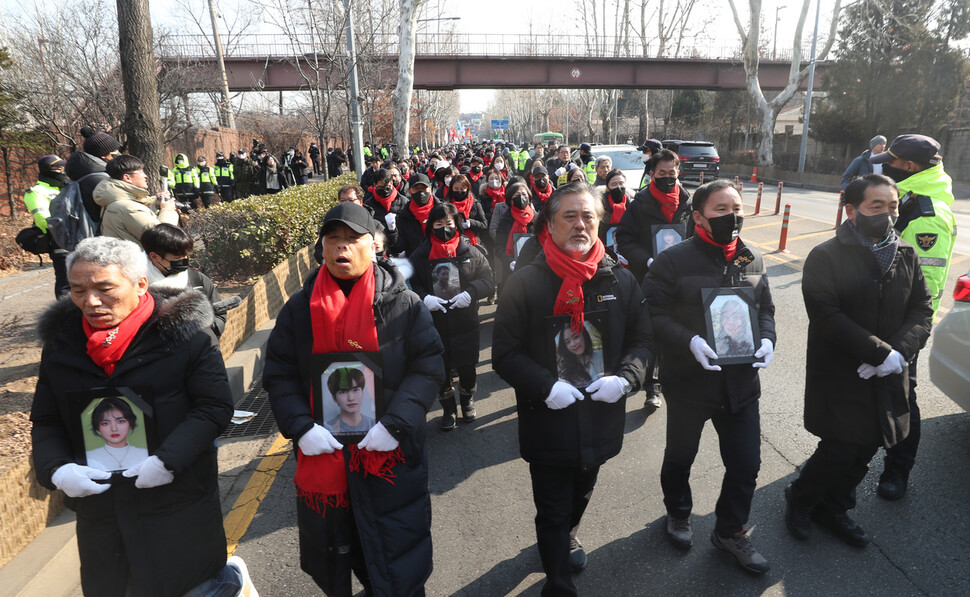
188,174,355,279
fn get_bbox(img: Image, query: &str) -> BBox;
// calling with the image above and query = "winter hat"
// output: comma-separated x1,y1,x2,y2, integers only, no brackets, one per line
38,154,66,170
532,165,549,176
83,132,121,157
869,135,887,150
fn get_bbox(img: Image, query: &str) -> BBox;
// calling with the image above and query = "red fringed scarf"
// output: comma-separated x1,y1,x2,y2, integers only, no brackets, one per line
486,185,506,210
408,198,434,233
450,195,480,246
468,171,483,184
649,181,680,223
539,229,605,334
695,225,739,261
483,156,492,167
531,182,552,204
83,293,155,376
506,204,535,256
368,185,398,213
429,230,461,259
297,265,404,516
608,195,628,224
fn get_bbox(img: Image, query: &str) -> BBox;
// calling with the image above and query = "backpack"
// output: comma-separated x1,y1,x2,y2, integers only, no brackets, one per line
15,226,50,255
47,172,105,251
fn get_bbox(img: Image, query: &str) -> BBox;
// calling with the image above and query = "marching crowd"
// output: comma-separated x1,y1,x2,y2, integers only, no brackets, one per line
22,125,956,597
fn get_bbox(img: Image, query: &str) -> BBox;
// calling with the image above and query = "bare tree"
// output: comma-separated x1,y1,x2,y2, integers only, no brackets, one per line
391,0,428,158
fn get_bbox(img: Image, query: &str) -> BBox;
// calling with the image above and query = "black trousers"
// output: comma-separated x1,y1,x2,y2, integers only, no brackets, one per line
439,365,476,396
50,242,69,299
791,439,879,512
218,185,234,203
660,398,761,536
884,353,921,471
529,463,599,597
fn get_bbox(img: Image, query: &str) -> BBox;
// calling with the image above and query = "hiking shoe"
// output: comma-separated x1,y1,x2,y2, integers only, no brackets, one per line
569,536,588,572
784,484,812,540
711,530,770,574
227,555,259,597
666,515,693,550
877,465,909,501
811,506,870,548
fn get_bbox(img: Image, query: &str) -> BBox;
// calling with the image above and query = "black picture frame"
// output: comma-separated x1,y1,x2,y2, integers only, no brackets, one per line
311,352,385,444
546,311,612,394
651,224,686,255
701,287,762,365
430,261,461,300
513,233,534,260
68,387,157,474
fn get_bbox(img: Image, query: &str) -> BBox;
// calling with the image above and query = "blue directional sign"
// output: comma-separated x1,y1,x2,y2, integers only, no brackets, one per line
491,119,510,130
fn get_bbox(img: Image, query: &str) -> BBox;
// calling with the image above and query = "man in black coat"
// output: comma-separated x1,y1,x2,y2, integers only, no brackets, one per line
391,173,437,257
493,181,652,597
643,179,775,574
785,174,932,548
64,128,119,224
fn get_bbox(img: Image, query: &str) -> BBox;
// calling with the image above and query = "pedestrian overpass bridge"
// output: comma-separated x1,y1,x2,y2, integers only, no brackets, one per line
158,33,829,92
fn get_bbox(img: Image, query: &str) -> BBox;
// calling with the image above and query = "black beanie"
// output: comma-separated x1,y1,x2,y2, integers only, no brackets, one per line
83,132,121,157
79,126,95,138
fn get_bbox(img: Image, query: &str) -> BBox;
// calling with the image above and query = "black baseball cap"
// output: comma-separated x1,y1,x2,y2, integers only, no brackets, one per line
320,203,377,237
637,139,663,153
870,134,942,166
408,173,431,188
579,142,592,152
38,154,66,169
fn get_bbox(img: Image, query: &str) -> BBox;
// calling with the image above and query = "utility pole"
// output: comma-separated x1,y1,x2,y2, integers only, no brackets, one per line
207,0,235,128
797,0,821,174
36,37,55,127
345,0,365,179
772,4,786,60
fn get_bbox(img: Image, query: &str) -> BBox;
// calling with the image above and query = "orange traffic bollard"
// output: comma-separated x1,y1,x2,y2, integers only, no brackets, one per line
835,190,844,228
774,182,784,215
734,176,739,186
777,204,792,252
754,182,764,215
699,171,705,185
739,181,744,194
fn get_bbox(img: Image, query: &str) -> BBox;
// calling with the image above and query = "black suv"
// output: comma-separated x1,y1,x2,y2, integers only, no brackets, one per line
662,140,720,182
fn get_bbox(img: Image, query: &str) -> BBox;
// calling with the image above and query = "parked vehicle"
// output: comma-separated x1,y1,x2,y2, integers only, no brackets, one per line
929,273,970,411
533,131,564,145
570,144,644,186
662,140,720,182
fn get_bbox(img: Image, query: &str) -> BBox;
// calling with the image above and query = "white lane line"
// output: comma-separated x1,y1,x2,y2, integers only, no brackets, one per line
1,282,52,301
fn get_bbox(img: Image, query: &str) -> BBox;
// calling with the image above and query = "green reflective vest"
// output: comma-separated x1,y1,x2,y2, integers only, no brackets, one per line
213,164,234,182
585,160,596,184
23,180,61,233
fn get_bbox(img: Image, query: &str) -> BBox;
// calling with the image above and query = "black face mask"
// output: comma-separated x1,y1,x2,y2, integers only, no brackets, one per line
411,190,431,206
609,187,626,202
511,193,530,209
881,164,913,183
535,179,548,189
160,257,190,276
581,153,592,164
375,186,393,198
432,226,456,242
41,170,68,186
471,166,482,174
653,177,677,193
705,212,743,244
451,189,469,201
854,211,897,240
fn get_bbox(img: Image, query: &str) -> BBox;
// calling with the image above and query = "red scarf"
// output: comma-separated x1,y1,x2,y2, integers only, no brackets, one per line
531,182,552,204
506,204,535,256
368,185,398,213
608,195,628,225
486,185,506,210
483,156,492,167
450,195,479,246
695,225,739,261
429,230,461,259
649,181,680,223
297,266,404,516
539,229,605,334
408,198,434,233
403,172,411,181
83,293,155,376
468,171,483,184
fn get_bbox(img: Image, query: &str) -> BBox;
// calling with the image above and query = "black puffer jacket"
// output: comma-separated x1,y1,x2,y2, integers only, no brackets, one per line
802,225,933,448
643,236,776,412
364,190,409,224
410,237,494,370
64,150,110,224
391,200,439,257
493,251,653,469
615,184,693,282
263,260,444,597
31,289,232,597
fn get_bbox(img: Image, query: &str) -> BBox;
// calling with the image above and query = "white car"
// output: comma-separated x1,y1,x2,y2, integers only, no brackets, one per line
571,144,648,190
929,273,970,411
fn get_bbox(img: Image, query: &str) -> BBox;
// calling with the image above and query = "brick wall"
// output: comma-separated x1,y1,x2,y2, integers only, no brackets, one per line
0,457,63,568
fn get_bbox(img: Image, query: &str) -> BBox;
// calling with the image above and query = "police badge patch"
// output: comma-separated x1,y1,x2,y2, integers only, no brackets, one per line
915,233,938,251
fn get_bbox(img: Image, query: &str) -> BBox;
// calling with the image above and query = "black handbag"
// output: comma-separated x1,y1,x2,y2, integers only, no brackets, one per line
15,225,51,255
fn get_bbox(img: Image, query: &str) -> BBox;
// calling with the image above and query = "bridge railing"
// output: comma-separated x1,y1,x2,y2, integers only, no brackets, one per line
157,32,802,62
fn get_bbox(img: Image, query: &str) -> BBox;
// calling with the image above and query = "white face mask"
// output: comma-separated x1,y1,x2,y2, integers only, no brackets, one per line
488,179,502,189
288,150,295,156
444,176,453,187
642,153,651,164
494,161,504,170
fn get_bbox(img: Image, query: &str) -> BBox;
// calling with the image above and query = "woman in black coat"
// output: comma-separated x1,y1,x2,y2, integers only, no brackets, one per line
446,173,489,256
494,179,537,283
410,203,494,431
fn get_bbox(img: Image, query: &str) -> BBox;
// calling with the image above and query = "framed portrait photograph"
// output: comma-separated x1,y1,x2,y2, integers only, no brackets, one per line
701,287,762,365
546,311,611,393
431,261,461,300
605,226,618,251
311,352,385,443
651,224,686,255
69,387,156,473
513,233,534,260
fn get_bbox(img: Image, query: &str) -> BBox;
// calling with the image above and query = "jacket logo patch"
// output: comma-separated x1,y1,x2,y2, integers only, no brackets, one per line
596,294,617,302
733,255,753,267
915,233,938,251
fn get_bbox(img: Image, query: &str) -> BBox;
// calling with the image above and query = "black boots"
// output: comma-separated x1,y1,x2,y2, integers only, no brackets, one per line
877,463,909,501
440,389,457,432
459,385,476,422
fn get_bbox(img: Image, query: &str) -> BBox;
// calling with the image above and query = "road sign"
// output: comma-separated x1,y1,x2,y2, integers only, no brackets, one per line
570,68,582,79
491,119,510,130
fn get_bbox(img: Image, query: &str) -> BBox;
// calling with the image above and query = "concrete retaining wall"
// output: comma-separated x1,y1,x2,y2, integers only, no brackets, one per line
0,457,63,567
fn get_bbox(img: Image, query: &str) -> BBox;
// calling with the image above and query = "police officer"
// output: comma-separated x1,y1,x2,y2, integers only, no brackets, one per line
213,152,235,203
194,156,216,208
24,154,70,298
171,153,199,211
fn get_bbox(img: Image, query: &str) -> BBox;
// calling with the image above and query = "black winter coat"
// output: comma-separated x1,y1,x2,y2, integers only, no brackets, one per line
31,289,232,597
410,238,495,370
615,185,693,282
494,207,536,271
64,150,109,224
263,260,444,597
450,197,489,254
364,190,409,225
802,226,933,447
391,200,437,257
643,236,776,412
493,252,653,469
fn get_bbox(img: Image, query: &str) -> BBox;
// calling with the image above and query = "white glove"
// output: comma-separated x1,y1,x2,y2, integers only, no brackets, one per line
384,213,397,231
297,423,344,455
876,350,907,377
461,220,470,229
545,380,584,410
647,257,654,268
51,463,112,498
449,291,472,309
358,422,399,452
857,363,878,380
423,294,449,313
555,167,566,177
585,375,627,403
122,455,174,489
752,338,774,369
616,253,629,266
509,260,516,272
689,335,722,371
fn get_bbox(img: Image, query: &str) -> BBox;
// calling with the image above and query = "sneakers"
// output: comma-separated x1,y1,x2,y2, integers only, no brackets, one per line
569,536,588,572
459,388,477,422
877,464,909,501
711,530,770,574
227,555,259,597
665,515,693,550
811,505,870,548
644,383,663,409
784,484,812,540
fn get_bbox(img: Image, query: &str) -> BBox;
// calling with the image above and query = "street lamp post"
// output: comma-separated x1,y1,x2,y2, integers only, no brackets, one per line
796,0,821,174
772,4,786,60
344,0,365,179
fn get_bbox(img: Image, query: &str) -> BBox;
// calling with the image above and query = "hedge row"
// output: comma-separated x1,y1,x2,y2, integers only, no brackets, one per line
188,174,355,279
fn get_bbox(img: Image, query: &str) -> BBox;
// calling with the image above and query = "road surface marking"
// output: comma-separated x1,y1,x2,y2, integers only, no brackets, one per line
784,229,837,243
1,282,52,301
224,433,292,556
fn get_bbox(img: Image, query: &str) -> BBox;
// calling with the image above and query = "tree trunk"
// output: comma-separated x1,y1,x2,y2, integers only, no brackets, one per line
2,146,14,218
392,0,425,160
117,0,164,194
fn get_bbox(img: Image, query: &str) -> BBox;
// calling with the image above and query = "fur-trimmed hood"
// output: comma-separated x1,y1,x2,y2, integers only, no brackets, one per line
38,287,214,347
